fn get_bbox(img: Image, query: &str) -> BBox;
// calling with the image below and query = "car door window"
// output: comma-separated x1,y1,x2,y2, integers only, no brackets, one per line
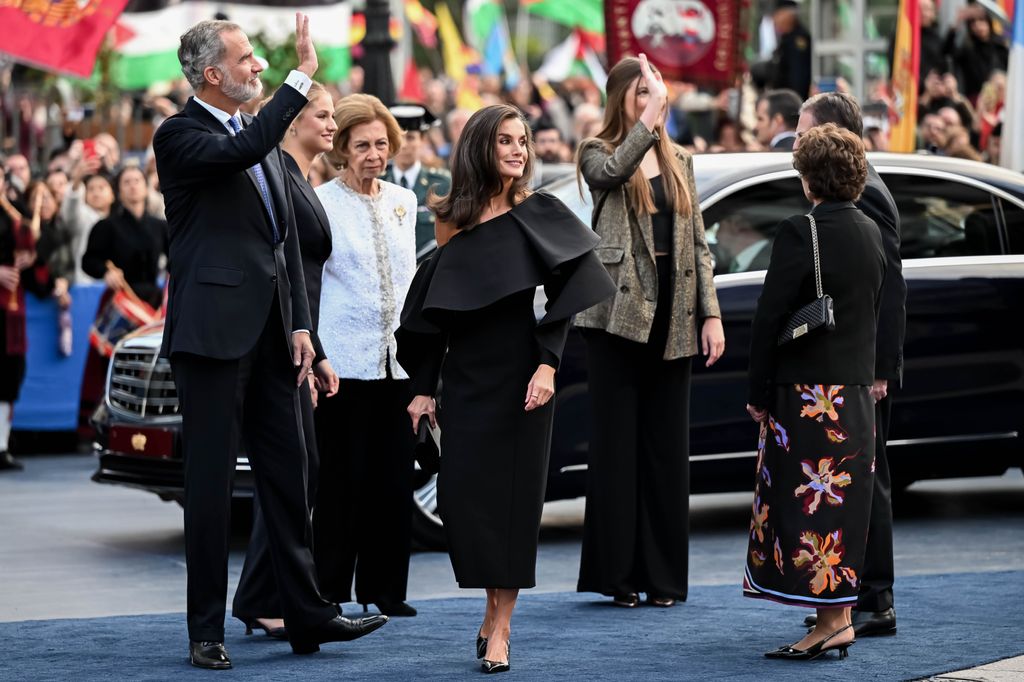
1000,198,1024,254
882,174,1000,258
702,177,806,275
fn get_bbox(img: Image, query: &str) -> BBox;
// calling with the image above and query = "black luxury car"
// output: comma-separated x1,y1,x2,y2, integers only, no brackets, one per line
93,152,1024,549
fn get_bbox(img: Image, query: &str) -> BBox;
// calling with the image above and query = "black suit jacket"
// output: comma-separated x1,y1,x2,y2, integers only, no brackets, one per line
748,201,886,406
153,86,311,360
282,151,332,364
857,164,905,384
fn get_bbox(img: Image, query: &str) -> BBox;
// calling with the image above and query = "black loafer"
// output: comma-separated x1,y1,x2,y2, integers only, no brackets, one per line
646,595,677,608
189,641,231,669
289,614,389,654
375,600,417,617
612,592,640,608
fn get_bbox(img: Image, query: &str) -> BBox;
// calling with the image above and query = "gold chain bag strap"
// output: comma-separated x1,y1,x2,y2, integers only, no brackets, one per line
777,212,836,345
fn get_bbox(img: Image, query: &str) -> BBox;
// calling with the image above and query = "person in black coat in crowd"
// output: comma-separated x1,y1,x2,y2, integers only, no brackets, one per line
795,92,906,638
82,166,168,308
952,11,1008,103
153,15,385,669
768,1,812,99
232,80,340,639
744,122,885,661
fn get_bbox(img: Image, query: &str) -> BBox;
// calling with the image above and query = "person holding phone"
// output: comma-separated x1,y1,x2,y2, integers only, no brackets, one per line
312,94,419,618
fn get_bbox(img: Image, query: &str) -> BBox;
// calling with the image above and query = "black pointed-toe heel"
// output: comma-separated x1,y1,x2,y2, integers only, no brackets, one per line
476,634,488,659
481,642,510,674
765,624,855,661
239,617,288,640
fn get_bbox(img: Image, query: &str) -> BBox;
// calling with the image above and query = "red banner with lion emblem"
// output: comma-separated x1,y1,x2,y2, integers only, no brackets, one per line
605,0,749,88
0,0,130,77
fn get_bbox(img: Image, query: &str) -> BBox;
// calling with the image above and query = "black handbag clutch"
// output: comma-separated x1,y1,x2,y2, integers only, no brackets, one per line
415,419,441,474
778,213,836,346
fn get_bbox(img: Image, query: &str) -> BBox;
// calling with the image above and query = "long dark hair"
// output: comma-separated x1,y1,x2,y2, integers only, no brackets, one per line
576,57,690,218
430,104,534,230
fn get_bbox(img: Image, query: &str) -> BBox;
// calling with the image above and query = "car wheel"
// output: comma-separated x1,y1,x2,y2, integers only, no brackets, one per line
411,470,447,551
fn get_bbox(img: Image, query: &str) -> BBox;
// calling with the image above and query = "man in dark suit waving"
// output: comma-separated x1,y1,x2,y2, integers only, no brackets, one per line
154,14,386,669
795,92,906,638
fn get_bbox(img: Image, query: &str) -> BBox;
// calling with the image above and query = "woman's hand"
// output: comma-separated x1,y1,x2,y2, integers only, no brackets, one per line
701,317,725,367
869,379,888,403
408,394,436,432
0,265,19,292
104,265,127,292
525,364,556,412
638,53,668,130
313,358,339,398
53,277,71,308
746,404,768,423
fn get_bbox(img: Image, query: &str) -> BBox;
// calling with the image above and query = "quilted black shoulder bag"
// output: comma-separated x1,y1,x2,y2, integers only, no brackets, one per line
777,212,835,345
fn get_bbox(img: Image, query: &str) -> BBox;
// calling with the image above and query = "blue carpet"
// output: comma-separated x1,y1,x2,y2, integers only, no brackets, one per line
4,571,1020,681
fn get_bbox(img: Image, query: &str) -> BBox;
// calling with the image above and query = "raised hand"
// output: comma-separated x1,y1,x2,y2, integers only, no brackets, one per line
294,12,318,78
638,53,668,131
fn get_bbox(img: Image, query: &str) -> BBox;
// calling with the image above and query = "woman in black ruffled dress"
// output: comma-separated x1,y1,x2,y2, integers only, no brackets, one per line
397,104,615,674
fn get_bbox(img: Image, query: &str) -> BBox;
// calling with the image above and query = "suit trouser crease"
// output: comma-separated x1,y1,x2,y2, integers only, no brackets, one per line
173,299,334,642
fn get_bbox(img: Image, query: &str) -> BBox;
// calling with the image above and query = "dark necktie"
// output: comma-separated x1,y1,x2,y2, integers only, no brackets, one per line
227,116,281,243
399,174,409,189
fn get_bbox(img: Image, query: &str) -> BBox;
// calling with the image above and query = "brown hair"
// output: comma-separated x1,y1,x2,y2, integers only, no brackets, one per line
576,57,690,217
792,123,867,202
430,104,534,230
324,93,403,170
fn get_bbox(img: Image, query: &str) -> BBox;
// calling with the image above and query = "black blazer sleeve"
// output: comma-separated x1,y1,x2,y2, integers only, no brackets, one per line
153,85,307,187
857,169,906,383
279,148,312,335
748,216,811,406
81,217,114,280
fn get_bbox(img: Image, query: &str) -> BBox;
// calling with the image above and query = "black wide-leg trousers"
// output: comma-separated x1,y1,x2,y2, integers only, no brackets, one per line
577,329,693,600
232,380,320,620
313,377,414,605
858,393,896,612
172,302,336,642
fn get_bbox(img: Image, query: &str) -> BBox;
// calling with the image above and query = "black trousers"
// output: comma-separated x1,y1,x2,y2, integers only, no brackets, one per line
171,302,336,642
858,393,896,612
313,377,414,605
577,329,693,600
232,381,319,620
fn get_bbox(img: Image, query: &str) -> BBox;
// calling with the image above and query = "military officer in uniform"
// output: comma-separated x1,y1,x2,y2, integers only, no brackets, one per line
384,104,451,255
769,0,812,100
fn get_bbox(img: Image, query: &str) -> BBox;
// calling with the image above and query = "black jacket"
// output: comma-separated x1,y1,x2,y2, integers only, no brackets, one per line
82,206,168,307
858,164,905,382
748,201,886,406
282,151,332,364
153,86,311,360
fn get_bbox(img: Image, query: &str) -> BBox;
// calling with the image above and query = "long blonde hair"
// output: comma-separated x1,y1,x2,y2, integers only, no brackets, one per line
576,57,691,218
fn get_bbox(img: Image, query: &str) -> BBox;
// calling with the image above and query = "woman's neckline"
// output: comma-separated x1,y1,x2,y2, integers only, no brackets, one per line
470,191,538,229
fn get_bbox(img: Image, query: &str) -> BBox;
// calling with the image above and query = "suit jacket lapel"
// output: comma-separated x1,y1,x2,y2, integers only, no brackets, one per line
283,153,332,249
240,113,285,241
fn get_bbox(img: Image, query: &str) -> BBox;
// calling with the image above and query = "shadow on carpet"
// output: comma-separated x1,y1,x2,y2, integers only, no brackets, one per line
4,570,1020,681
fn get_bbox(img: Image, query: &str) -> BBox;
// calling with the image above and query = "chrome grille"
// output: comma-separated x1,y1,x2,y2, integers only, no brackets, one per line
108,348,180,419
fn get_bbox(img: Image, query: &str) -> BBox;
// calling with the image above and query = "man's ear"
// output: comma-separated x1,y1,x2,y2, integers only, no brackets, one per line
203,65,222,89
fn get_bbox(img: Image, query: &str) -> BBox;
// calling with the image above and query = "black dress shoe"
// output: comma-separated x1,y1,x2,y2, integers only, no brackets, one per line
289,614,389,654
189,641,232,669
804,608,896,637
481,641,510,674
476,634,488,659
375,600,417,617
612,592,639,608
0,451,24,471
646,595,676,608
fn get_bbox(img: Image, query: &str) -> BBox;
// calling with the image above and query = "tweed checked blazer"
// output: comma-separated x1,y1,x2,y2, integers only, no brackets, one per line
574,121,720,360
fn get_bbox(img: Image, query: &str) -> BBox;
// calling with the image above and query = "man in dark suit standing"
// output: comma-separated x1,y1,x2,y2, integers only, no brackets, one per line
795,92,906,638
754,89,802,151
769,0,812,99
153,15,386,669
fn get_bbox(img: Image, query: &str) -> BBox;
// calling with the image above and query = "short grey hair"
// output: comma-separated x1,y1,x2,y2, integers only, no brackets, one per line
178,20,240,91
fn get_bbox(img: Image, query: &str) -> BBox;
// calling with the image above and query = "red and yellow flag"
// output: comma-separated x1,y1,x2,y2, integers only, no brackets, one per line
0,0,130,77
889,0,921,153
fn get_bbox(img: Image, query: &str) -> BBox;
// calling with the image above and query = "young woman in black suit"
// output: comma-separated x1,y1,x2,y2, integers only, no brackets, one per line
398,105,615,673
743,123,886,661
232,81,340,638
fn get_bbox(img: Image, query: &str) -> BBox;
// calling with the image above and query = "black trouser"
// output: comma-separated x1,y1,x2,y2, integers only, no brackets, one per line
172,302,336,642
857,393,895,612
313,377,414,605
232,382,319,620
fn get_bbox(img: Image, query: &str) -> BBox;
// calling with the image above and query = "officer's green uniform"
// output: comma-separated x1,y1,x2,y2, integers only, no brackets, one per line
384,162,451,253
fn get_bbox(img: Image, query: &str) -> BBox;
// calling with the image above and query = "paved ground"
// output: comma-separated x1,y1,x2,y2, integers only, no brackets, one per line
2,454,1023,679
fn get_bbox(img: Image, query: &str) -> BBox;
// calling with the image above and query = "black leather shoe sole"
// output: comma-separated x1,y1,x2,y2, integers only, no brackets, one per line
854,621,897,637
190,654,232,670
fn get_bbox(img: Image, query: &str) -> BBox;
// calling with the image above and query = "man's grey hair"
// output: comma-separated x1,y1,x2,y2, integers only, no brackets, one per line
800,92,864,138
178,20,241,91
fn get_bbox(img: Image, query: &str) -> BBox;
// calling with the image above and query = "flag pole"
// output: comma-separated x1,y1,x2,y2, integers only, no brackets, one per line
515,1,530,74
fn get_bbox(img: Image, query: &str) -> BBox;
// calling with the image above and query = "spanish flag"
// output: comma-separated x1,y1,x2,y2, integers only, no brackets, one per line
888,0,920,153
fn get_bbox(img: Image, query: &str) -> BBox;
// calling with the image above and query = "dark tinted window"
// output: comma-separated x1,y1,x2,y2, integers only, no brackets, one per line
882,174,1000,259
702,177,806,275
1001,198,1024,254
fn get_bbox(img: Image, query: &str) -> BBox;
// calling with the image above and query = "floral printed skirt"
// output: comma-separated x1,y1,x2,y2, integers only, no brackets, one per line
743,384,875,609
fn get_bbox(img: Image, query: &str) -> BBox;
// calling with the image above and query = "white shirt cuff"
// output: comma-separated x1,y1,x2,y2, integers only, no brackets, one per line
292,329,310,335
284,70,313,97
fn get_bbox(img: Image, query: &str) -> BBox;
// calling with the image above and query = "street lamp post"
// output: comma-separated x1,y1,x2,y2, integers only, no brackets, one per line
363,0,396,104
